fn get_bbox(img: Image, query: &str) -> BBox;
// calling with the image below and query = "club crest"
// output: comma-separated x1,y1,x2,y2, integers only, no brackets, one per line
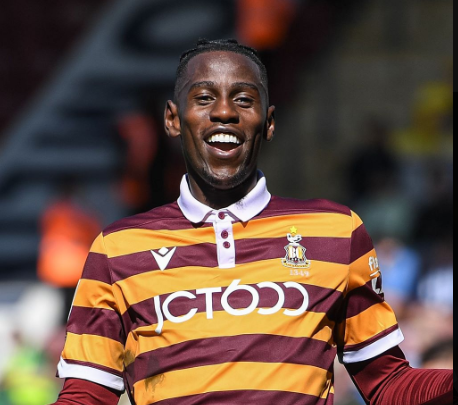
281,227,311,269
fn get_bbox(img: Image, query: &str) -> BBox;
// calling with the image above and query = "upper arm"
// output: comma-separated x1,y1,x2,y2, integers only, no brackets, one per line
335,212,403,364
57,233,126,391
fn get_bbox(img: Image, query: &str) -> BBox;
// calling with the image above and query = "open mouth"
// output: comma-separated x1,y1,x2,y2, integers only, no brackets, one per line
206,133,242,152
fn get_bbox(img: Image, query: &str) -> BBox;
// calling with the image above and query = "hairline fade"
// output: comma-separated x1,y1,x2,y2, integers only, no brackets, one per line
174,38,269,103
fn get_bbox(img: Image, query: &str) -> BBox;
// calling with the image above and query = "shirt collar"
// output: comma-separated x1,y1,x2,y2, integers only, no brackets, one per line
177,171,271,223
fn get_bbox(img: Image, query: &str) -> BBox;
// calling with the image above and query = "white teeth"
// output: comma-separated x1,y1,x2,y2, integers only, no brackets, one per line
207,134,241,144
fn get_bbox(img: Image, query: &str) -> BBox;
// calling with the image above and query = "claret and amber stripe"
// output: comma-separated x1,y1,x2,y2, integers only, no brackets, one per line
62,332,124,373
107,259,348,314
132,362,334,404
108,243,218,280
153,390,333,405
234,236,351,265
124,310,335,356
105,235,352,281
58,196,402,405
117,281,343,333
100,212,354,259
344,302,399,346
125,334,336,386
67,306,125,343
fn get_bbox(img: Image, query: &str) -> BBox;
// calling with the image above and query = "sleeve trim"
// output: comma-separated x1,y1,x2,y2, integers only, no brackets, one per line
57,357,125,391
341,328,404,364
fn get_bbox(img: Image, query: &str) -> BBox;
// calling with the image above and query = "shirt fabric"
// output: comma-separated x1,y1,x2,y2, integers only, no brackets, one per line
57,172,404,405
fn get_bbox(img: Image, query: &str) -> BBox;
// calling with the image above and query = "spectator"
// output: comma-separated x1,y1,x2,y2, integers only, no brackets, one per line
37,177,101,325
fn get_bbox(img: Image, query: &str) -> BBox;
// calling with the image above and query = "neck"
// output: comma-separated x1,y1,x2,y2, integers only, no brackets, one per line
187,171,258,210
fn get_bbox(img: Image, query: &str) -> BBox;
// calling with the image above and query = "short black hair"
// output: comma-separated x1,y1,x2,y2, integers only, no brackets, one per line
174,38,268,101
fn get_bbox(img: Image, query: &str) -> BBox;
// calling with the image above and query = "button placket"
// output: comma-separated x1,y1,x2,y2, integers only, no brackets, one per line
213,212,235,268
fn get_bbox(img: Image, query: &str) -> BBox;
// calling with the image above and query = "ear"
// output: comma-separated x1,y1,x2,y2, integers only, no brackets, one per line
164,100,181,138
265,105,276,142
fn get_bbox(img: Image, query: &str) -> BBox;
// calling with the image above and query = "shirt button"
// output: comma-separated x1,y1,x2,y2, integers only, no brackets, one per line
218,212,226,220
221,230,229,239
223,241,231,249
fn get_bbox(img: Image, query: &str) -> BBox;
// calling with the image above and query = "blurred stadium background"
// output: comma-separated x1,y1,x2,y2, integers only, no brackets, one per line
0,0,453,404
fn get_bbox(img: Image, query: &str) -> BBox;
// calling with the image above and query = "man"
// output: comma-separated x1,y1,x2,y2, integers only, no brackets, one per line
51,39,454,405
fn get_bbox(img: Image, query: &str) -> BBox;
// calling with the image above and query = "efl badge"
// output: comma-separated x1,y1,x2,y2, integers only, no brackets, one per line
281,227,311,269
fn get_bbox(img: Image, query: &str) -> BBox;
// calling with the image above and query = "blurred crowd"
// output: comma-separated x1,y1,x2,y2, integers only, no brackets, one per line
0,1,452,404
333,72,454,404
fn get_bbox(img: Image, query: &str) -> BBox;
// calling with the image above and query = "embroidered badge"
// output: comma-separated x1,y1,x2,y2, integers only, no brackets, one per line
281,227,311,269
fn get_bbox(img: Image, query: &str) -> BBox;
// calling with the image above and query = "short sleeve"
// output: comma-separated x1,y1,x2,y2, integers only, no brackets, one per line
57,232,126,391
336,212,404,364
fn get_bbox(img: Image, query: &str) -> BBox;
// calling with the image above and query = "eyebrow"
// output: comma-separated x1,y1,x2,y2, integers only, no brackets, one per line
189,81,261,93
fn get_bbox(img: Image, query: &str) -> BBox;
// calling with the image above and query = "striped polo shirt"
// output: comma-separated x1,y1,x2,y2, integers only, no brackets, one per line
57,173,403,405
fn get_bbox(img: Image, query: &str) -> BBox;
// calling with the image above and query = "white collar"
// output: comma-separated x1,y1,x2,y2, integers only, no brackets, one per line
177,171,271,223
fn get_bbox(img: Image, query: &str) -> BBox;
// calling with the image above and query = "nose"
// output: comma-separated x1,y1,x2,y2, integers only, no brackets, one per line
209,97,239,124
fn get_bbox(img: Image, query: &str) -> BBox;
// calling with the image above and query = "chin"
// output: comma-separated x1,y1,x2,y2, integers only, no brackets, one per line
204,169,250,190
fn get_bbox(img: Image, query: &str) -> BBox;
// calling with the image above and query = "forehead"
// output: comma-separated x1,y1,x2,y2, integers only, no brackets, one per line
182,51,263,90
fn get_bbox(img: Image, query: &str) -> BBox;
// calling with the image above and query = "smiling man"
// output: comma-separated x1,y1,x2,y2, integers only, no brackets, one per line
50,39,454,405
166,43,275,208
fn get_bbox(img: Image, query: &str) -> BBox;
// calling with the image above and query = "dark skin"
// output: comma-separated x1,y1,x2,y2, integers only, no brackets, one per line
164,51,276,209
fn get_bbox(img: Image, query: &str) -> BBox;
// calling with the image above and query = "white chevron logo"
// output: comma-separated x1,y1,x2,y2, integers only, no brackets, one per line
151,247,176,271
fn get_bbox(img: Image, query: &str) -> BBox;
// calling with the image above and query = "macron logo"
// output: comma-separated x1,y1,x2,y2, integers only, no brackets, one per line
151,247,176,271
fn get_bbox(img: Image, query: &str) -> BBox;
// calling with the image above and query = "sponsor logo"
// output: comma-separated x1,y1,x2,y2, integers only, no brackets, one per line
153,279,310,334
281,227,311,269
369,256,380,276
369,256,383,295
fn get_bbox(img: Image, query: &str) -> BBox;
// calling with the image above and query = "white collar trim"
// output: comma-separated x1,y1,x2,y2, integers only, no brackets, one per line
177,172,271,223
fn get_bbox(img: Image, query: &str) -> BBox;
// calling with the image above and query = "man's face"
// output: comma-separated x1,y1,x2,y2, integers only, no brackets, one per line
166,51,275,194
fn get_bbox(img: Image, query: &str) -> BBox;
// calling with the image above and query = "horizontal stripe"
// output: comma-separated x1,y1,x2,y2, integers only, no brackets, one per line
104,203,212,233
67,306,125,343
125,334,336,386
62,332,124,373
344,302,399,346
350,223,374,263
156,390,333,405
235,236,351,265
265,196,351,217
108,236,351,281
121,282,343,332
125,311,334,357
133,362,333,404
102,212,353,258
73,279,116,310
82,252,112,284
153,390,333,405
113,259,348,314
233,212,352,239
109,243,218,281
345,280,385,318
104,227,216,258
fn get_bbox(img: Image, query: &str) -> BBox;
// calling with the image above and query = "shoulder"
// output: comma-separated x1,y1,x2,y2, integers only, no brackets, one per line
102,201,185,236
262,196,353,217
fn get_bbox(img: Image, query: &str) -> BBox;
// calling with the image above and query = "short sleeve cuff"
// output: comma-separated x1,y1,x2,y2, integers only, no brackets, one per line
57,357,125,391
341,328,405,364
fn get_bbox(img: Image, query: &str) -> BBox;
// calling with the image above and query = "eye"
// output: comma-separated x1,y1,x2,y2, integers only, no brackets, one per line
235,96,255,107
195,94,214,105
